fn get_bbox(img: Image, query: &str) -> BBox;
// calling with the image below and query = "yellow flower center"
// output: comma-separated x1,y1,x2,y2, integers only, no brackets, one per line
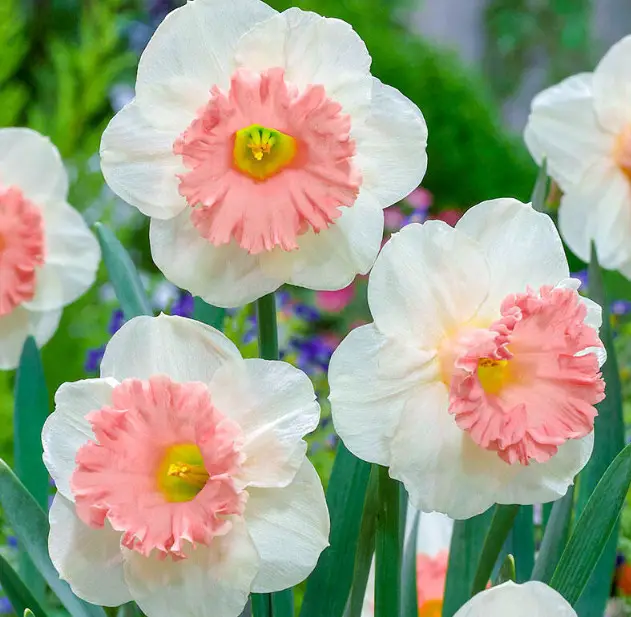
615,125,631,180
418,599,443,617
157,443,209,503
233,124,297,181
477,358,511,395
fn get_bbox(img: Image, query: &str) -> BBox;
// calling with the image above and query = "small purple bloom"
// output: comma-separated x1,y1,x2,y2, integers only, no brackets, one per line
293,304,320,322
6,536,17,550
171,292,195,318
572,269,589,290
108,309,126,335
0,597,12,614
85,346,106,373
611,300,631,316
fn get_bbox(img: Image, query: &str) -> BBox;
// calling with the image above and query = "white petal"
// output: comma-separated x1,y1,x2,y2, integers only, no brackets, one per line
101,314,243,383
0,128,68,204
455,198,569,319
123,518,259,617
354,78,428,206
558,161,631,269
495,434,593,507
0,307,61,371
43,378,117,500
524,73,612,191
368,221,490,348
261,189,384,292
235,7,373,117
592,35,631,133
136,0,276,98
389,381,509,519
150,211,282,308
210,359,320,488
49,494,130,606
100,100,188,220
246,459,329,592
23,202,100,311
329,324,437,466
454,581,576,617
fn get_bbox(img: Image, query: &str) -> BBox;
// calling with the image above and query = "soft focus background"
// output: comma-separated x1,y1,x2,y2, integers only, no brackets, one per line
3,0,631,613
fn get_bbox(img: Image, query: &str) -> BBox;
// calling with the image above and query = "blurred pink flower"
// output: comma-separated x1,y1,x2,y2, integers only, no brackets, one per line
431,208,463,227
405,187,433,210
315,284,355,312
417,550,449,614
384,205,406,232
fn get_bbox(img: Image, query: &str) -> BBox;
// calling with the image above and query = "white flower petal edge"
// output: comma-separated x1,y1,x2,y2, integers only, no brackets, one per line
100,314,244,382
43,378,117,501
0,128,68,204
122,520,260,617
454,581,576,617
523,73,611,191
0,308,61,371
246,460,329,592
49,494,131,606
210,359,320,488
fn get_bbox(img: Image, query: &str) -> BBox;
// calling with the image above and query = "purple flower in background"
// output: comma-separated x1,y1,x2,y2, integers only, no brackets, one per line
85,346,106,373
572,269,589,291
293,304,320,322
171,292,195,318
109,309,126,334
611,300,631,316
0,597,12,614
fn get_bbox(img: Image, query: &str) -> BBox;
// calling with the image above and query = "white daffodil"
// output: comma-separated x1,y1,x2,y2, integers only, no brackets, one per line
330,198,605,519
525,35,631,275
454,581,576,617
0,128,100,369
43,315,329,617
100,0,427,308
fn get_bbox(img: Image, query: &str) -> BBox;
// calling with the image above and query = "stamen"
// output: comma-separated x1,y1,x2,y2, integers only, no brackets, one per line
477,358,510,395
233,123,296,181
167,461,210,489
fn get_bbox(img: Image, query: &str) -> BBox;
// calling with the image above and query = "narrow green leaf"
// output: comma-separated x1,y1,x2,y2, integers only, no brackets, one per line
531,485,574,583
530,158,548,212
471,505,519,595
348,467,379,617
193,297,225,331
94,223,152,319
549,443,631,605
498,554,516,584
300,444,371,617
14,337,48,596
271,589,293,617
401,510,420,617
505,506,534,582
0,460,106,617
251,594,271,617
0,553,48,617
375,466,400,617
442,508,494,617
24,611,35,617
573,244,625,616
116,603,143,617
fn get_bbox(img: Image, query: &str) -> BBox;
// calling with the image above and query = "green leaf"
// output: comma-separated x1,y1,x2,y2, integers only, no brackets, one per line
549,443,631,605
530,158,548,212
255,293,279,361
374,466,400,617
348,467,379,617
0,460,106,617
572,244,625,616
498,554,516,584
300,443,371,617
116,603,143,617
442,508,494,617
0,553,48,617
193,297,225,331
14,337,49,596
471,505,519,595
271,589,293,617
401,510,420,617
531,485,574,583
505,506,534,582
94,223,152,320
251,594,271,617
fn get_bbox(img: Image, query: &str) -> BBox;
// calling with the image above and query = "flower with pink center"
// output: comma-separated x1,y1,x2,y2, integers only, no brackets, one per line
453,581,576,617
329,198,605,519
43,315,328,617
100,0,427,307
525,35,631,277
0,128,100,369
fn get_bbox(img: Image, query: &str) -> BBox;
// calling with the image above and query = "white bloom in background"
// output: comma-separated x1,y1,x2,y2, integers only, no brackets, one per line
454,581,575,617
525,35,631,275
330,199,605,519
100,0,427,308
42,315,329,617
0,128,100,369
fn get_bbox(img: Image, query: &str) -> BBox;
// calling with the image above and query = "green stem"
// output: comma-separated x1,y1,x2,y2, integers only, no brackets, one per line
256,293,279,360
374,465,400,617
252,292,279,617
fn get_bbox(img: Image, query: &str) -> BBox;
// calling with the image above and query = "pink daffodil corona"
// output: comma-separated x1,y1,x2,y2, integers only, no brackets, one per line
43,315,329,617
100,0,427,307
329,198,605,519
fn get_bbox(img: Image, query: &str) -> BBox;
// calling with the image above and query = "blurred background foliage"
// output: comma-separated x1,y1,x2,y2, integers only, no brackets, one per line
4,0,631,610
